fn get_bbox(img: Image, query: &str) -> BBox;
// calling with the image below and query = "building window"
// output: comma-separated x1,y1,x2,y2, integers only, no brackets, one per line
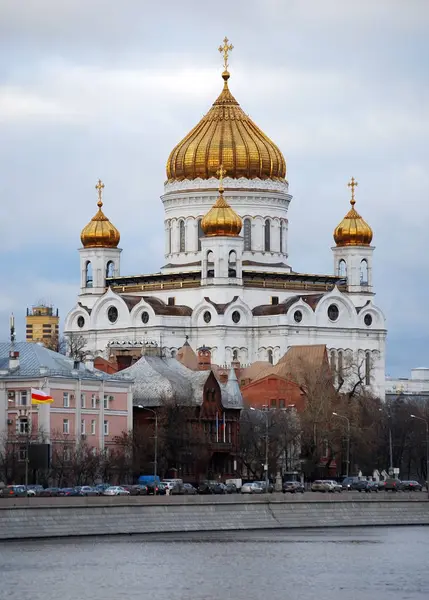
104,395,108,409
63,419,69,434
270,398,277,408
207,251,214,278
63,447,71,461
364,314,373,327
264,220,271,251
328,304,339,322
107,306,118,323
271,296,279,305
18,446,27,461
360,259,368,284
106,261,114,279
77,316,85,328
267,349,273,364
338,259,347,278
85,261,93,288
279,399,286,409
232,311,241,324
280,221,284,254
141,311,149,324
168,297,175,306
91,420,96,435
81,393,85,408
243,218,251,251
228,250,237,278
20,391,28,406
197,218,204,251
293,310,302,324
365,352,371,385
81,419,85,435
91,394,97,409
203,311,212,324
104,420,109,436
63,392,69,408
18,418,29,434
179,220,185,252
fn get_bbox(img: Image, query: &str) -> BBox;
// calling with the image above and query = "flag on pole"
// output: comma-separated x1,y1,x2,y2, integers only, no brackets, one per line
31,388,53,405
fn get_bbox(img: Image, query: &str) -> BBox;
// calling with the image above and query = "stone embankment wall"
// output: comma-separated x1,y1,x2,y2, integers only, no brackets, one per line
1,496,428,540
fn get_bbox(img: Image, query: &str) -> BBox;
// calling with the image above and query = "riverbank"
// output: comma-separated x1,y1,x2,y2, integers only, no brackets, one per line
0,494,427,540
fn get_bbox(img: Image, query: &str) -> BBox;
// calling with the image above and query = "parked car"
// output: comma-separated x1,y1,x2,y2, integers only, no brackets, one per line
283,481,305,494
39,487,61,497
76,486,100,496
352,480,378,493
241,482,264,494
384,478,402,492
341,476,360,490
224,483,238,494
59,487,82,497
4,485,36,497
324,480,342,493
146,483,167,495
254,481,274,493
311,480,331,493
103,486,130,496
95,483,111,493
400,480,423,492
171,483,198,495
197,481,225,494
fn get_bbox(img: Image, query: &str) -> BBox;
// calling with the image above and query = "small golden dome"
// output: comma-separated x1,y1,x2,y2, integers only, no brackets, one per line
166,40,286,182
333,178,373,247
80,180,120,248
201,166,242,237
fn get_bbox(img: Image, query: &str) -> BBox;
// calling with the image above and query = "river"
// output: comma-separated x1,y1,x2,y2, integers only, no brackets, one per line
0,527,428,599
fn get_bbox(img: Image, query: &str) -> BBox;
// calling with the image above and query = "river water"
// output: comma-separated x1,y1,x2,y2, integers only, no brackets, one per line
0,527,428,600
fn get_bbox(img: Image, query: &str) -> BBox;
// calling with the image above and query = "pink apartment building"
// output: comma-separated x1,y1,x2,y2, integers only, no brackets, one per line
0,342,133,462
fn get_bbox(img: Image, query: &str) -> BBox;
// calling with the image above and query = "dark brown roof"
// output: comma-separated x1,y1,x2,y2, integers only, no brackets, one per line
121,295,192,316
242,260,291,268
204,296,239,315
78,302,92,315
355,300,371,314
252,293,325,316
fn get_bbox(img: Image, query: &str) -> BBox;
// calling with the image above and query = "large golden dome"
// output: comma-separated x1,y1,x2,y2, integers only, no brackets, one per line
201,167,242,237
81,180,120,248
166,63,286,182
333,178,373,247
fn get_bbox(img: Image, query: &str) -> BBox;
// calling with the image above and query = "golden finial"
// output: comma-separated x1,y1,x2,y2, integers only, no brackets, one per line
347,177,358,206
218,36,233,72
95,179,105,208
216,165,227,193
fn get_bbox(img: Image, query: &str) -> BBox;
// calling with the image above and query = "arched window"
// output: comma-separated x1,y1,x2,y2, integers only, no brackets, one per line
179,220,185,252
267,349,273,364
167,221,172,254
360,259,368,284
365,351,371,385
228,250,237,278
243,218,251,251
106,261,114,278
232,349,238,361
207,250,214,278
280,221,284,254
338,260,347,278
197,218,204,251
85,261,93,288
264,220,271,251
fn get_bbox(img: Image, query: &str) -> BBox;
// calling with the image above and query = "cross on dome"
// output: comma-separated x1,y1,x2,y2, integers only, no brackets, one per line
95,179,105,207
348,177,358,205
218,36,233,72
216,165,227,192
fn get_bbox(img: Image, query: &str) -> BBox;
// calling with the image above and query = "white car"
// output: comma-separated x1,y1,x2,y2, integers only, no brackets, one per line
241,482,263,494
103,486,130,496
324,480,343,493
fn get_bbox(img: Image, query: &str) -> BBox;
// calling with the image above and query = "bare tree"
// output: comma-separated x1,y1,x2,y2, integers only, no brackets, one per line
64,332,88,361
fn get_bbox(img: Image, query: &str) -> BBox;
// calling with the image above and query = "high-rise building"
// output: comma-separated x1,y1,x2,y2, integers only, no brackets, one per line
26,305,59,344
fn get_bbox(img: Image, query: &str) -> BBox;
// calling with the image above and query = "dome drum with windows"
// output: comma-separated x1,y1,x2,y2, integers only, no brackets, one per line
333,178,373,247
81,180,120,248
166,38,286,183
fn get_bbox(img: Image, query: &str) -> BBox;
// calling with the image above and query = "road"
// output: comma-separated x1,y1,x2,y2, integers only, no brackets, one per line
0,490,426,508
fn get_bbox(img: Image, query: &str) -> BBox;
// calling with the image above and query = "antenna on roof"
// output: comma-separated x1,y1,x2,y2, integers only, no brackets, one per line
10,313,15,343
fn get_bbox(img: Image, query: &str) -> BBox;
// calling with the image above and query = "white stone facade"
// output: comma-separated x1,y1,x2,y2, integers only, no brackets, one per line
65,175,387,399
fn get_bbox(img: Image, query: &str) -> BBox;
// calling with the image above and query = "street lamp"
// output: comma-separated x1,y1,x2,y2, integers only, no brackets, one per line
250,407,269,493
410,414,429,497
379,407,393,473
138,405,158,496
332,412,350,478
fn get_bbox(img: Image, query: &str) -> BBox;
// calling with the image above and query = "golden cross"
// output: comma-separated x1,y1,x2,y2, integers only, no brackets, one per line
218,36,233,71
348,177,358,204
95,179,105,206
216,165,227,191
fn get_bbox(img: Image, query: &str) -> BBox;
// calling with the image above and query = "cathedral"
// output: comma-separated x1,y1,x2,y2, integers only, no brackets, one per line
64,40,387,397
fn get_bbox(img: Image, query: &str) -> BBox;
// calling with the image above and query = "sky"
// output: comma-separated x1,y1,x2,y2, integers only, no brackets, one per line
0,0,428,377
